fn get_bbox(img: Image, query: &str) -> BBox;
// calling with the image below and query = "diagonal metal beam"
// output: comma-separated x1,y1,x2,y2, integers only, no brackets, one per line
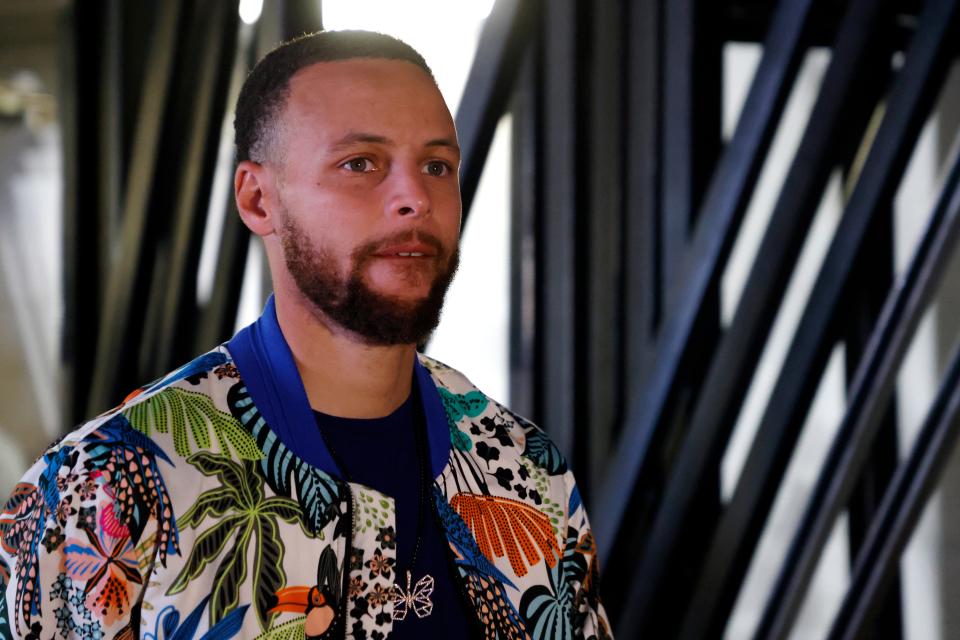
755,131,960,639
660,0,722,316
595,0,818,566
609,0,895,629
679,0,960,635
827,338,960,640
456,0,536,223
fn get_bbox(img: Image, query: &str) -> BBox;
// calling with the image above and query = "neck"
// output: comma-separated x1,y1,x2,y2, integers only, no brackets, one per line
274,291,416,419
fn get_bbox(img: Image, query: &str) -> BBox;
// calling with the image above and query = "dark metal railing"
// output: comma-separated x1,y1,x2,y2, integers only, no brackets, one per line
758,122,960,640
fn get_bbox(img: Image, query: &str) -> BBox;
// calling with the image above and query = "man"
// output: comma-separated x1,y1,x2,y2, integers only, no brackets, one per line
0,31,611,639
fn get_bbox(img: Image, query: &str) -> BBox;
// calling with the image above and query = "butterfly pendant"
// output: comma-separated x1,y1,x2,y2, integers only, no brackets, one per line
392,570,435,620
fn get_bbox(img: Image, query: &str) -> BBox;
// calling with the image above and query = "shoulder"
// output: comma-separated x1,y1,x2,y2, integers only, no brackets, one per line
4,346,250,561
419,352,569,479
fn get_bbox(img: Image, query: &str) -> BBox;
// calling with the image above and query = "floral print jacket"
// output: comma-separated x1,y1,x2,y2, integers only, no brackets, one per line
0,302,611,640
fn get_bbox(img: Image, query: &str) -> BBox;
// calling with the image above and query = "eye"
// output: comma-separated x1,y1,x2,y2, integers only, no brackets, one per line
423,161,451,177
340,157,375,172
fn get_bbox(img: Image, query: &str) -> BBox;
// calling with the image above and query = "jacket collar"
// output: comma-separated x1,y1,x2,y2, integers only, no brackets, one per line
227,295,451,479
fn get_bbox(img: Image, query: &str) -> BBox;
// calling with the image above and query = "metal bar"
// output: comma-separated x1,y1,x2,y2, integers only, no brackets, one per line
591,0,665,621
535,0,580,459
86,0,183,414
61,0,121,426
134,1,224,381
151,0,238,373
622,0,661,415
99,0,122,289
722,0,919,48
585,0,626,501
755,131,960,639
660,0,723,316
456,0,535,223
508,50,538,419
60,0,92,428
609,0,893,629
840,204,902,639
827,339,960,640
660,0,695,312
680,0,960,635
119,0,155,180
595,0,818,566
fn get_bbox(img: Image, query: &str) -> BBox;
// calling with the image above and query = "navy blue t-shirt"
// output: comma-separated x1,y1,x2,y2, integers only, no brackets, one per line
315,394,475,639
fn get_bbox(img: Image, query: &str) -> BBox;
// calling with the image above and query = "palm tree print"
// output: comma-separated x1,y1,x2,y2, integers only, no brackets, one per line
167,452,305,632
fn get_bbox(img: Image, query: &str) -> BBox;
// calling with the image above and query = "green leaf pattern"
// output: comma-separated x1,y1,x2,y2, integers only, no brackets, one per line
353,487,395,535
168,453,302,632
125,388,263,461
254,616,307,640
526,462,564,538
438,388,488,451
227,383,343,535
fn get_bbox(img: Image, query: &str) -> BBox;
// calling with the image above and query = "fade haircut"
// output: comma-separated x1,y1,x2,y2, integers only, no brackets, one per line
234,30,435,164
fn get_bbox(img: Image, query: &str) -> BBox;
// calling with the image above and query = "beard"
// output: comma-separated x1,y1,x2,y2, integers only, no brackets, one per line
280,214,460,346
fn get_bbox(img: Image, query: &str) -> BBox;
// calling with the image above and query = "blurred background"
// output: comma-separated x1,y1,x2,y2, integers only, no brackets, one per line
2,0,960,638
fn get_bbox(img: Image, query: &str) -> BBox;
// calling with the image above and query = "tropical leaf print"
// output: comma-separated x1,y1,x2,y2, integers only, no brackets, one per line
134,352,230,399
0,557,12,638
294,466,341,534
252,517,286,628
522,429,568,475
574,531,603,620
353,488,393,535
227,383,343,535
519,526,589,640
81,415,180,564
124,388,263,462
438,388,488,451
0,447,77,631
315,546,340,606
62,528,142,627
1,483,45,629
253,616,306,640
147,594,248,640
450,493,560,578
433,489,526,639
169,452,303,632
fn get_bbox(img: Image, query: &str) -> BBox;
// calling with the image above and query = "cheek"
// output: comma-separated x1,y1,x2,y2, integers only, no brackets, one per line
431,188,462,240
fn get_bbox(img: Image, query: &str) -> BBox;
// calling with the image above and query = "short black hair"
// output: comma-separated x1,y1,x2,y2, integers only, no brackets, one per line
234,30,435,164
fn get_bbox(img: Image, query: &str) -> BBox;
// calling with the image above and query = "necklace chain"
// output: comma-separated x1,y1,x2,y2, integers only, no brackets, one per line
316,390,434,620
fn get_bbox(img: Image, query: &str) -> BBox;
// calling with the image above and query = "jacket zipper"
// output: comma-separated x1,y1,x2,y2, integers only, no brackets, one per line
337,486,355,639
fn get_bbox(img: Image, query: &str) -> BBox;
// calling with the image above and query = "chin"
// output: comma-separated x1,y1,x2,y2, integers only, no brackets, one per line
367,278,433,301
380,290,431,306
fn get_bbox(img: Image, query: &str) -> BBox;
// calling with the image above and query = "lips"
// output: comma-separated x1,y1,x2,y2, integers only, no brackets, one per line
371,241,439,259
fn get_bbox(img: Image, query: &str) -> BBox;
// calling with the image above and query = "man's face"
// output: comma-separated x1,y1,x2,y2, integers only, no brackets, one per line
271,58,462,345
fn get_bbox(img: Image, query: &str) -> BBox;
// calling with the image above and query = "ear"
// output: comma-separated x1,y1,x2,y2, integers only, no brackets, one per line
235,160,279,237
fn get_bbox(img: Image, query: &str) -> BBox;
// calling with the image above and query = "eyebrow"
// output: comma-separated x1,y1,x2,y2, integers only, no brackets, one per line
425,138,460,154
328,132,460,154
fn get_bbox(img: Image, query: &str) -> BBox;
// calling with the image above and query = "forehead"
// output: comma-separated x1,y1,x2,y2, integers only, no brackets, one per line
281,58,455,142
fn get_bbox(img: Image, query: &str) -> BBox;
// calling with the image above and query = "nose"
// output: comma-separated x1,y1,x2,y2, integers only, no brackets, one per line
386,163,431,218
